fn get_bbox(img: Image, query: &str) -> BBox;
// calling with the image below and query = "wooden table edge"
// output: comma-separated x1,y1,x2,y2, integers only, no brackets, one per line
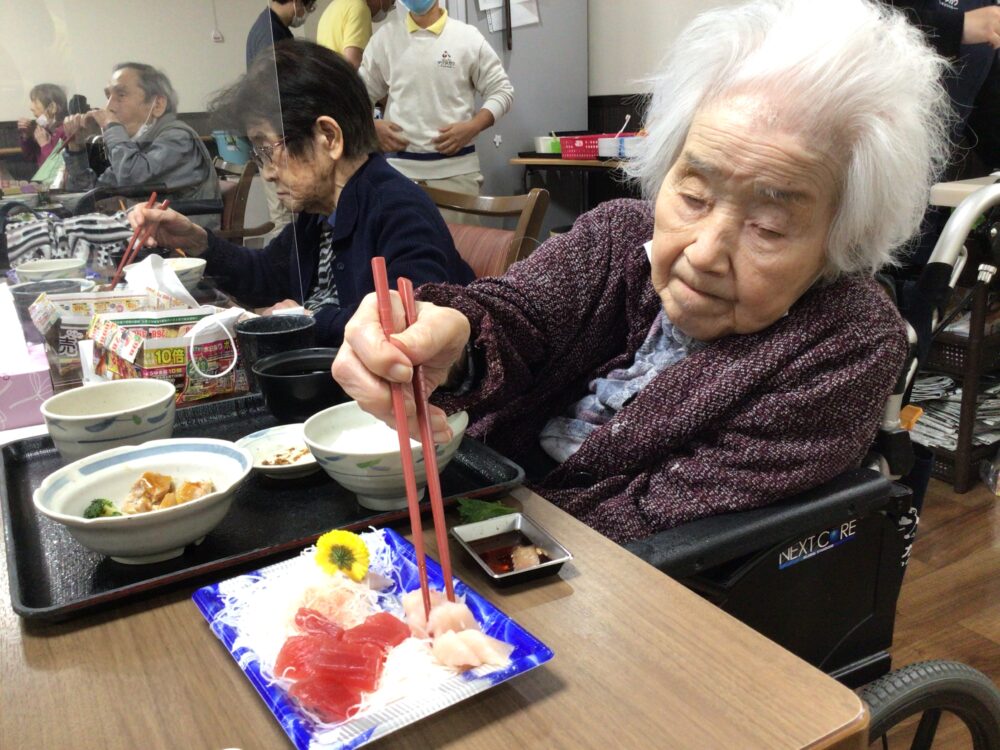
805,702,869,750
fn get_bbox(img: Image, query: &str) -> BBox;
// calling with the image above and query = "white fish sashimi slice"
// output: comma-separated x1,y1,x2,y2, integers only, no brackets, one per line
431,629,514,670
431,630,480,668
426,601,479,637
400,589,448,638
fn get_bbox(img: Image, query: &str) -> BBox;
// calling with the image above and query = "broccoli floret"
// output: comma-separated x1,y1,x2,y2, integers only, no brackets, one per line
83,499,121,519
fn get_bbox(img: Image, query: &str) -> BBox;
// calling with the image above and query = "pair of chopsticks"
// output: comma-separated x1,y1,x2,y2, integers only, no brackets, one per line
109,192,170,290
371,257,455,620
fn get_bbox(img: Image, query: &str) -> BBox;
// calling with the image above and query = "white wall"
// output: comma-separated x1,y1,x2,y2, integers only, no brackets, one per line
0,0,274,120
588,0,741,96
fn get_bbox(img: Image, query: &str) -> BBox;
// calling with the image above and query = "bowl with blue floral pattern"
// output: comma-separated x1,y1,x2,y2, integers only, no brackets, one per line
33,438,253,564
40,379,177,462
303,401,468,512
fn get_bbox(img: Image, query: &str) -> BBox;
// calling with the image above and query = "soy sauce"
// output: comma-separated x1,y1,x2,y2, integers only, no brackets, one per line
469,530,552,574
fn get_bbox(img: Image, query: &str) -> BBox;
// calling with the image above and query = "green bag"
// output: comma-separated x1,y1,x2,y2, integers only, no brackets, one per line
30,139,66,187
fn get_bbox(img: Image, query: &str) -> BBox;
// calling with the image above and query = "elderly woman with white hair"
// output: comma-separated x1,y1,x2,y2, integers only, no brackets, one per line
331,0,952,544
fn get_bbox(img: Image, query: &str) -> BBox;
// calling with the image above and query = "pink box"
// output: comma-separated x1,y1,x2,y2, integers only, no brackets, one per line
0,343,53,430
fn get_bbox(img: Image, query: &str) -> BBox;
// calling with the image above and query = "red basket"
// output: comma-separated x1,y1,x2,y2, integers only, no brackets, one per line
559,133,637,160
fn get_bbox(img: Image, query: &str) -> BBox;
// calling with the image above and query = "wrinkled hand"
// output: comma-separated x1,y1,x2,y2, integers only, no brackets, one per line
964,6,1000,48
17,118,33,133
62,113,92,148
432,120,480,155
374,119,409,152
332,293,471,442
88,108,119,130
128,205,209,254
33,127,51,148
258,299,307,316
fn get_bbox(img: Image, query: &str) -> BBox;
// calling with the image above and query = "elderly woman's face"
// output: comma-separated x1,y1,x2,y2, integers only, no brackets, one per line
248,121,334,214
651,99,839,341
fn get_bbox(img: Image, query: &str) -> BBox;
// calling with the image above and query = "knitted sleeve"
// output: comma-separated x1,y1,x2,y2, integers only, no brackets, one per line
472,35,514,123
420,200,652,418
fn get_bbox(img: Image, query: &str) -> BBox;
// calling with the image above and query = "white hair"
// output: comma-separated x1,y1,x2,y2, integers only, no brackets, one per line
625,0,953,278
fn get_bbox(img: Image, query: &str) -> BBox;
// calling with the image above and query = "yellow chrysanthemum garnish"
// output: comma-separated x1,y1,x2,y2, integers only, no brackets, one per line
315,529,370,582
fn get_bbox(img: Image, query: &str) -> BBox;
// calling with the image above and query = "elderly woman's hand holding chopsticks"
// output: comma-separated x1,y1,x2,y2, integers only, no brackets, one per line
333,292,471,444
126,204,210,255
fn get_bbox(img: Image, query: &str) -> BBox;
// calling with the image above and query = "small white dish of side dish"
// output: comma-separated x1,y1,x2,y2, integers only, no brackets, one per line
236,424,320,479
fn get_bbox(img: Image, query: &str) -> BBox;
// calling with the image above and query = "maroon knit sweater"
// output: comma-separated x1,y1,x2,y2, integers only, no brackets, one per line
420,199,908,544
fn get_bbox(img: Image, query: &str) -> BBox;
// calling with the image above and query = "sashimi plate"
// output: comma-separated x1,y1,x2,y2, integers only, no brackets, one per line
193,527,554,749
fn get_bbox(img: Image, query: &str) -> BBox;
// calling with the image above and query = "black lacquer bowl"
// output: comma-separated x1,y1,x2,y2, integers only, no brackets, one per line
252,347,347,423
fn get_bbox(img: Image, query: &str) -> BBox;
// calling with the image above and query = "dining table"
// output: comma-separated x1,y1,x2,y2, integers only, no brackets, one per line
0,473,870,749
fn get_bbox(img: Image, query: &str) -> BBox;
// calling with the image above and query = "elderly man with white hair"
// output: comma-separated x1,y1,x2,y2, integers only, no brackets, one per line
332,0,952,545
62,62,220,227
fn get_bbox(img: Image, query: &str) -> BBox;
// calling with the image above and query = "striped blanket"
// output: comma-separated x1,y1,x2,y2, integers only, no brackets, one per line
6,212,133,270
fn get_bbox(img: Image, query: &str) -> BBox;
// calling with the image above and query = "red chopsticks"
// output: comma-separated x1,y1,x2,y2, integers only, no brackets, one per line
110,192,170,290
398,277,455,602
371,258,456,619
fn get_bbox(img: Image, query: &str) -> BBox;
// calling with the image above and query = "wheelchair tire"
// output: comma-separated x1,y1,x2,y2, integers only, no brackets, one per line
861,660,1000,749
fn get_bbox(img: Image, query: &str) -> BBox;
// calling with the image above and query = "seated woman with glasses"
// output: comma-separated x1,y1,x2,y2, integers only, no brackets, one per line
127,40,474,346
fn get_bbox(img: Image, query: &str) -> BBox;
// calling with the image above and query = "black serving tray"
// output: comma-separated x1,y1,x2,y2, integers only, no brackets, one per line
1,394,524,621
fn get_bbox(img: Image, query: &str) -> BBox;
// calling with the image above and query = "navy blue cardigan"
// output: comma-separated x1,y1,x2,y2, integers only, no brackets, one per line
202,153,474,346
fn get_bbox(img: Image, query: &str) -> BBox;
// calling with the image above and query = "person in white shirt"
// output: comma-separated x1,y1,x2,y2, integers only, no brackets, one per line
359,0,513,219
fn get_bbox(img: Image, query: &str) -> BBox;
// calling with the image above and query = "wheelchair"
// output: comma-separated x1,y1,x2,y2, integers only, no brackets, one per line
626,182,1000,748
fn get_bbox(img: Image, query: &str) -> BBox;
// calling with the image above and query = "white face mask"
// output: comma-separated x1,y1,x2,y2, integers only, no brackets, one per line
131,102,157,142
289,3,309,27
36,113,50,129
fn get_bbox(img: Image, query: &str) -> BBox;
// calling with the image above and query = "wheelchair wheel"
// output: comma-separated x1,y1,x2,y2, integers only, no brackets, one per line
862,660,1000,749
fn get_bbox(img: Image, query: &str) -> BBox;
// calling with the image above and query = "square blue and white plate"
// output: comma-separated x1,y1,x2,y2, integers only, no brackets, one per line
193,528,554,750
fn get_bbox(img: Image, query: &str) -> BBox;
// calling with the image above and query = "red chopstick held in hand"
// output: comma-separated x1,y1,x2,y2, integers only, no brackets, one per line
111,193,170,290
398,276,455,602
370,257,432,619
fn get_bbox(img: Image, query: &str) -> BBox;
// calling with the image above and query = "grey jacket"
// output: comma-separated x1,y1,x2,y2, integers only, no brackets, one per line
63,113,221,228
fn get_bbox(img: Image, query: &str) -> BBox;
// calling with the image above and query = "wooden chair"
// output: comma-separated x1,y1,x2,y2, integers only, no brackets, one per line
421,186,550,278
214,158,274,243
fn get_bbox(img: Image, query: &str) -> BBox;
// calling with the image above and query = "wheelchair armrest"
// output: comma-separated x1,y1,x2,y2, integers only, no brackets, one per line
87,183,169,202
169,199,224,217
624,468,901,578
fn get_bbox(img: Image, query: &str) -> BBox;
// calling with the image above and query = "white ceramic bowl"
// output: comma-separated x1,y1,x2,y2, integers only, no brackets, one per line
9,278,96,298
41,379,177,462
235,423,319,479
124,257,206,292
15,257,87,282
303,401,469,511
33,438,253,564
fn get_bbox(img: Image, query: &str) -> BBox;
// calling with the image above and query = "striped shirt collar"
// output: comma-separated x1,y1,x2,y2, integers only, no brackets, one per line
405,8,448,34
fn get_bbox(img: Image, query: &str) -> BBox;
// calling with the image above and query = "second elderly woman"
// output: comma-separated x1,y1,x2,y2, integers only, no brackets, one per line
333,0,952,544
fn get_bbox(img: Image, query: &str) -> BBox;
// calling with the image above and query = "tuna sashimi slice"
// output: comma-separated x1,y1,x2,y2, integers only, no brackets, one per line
294,607,345,640
310,641,385,692
289,675,362,724
274,632,341,680
343,611,410,649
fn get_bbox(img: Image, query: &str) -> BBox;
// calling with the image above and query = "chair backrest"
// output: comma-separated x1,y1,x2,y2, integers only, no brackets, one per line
214,158,272,243
421,186,550,277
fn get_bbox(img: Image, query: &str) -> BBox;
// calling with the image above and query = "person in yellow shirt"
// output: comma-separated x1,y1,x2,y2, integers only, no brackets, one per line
317,0,394,68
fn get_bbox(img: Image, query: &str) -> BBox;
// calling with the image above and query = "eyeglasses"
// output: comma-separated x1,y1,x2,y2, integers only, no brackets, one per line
249,137,287,168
